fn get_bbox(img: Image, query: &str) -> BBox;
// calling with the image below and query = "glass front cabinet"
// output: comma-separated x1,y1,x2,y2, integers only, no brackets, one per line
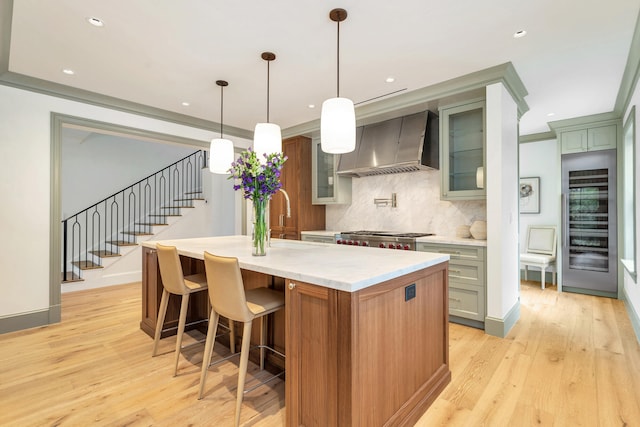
440,100,486,200
311,137,352,205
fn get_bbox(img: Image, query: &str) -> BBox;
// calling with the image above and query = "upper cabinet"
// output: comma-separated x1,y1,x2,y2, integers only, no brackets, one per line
560,124,617,154
270,136,326,240
311,137,352,205
440,100,486,200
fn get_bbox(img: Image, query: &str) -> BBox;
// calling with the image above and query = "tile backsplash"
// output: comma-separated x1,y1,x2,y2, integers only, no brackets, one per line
326,169,486,237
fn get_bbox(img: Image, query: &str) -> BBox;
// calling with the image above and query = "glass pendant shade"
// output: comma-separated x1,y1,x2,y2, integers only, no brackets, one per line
321,97,356,154
209,138,234,174
253,122,282,164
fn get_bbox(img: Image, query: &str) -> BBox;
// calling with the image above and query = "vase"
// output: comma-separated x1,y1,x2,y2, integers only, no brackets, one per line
252,198,268,256
469,220,487,240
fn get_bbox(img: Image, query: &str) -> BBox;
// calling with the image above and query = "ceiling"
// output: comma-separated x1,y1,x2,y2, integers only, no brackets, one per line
3,0,639,137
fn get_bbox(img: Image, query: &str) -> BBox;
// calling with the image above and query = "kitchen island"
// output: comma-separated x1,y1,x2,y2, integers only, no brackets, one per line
141,236,450,426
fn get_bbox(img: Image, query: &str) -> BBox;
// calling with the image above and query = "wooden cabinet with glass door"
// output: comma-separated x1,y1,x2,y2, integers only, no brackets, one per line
440,100,486,200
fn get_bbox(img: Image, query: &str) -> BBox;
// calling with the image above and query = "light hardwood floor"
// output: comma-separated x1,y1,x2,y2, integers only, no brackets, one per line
1,281,639,426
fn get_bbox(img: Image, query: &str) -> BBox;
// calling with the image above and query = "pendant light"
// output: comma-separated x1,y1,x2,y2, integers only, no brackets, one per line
209,80,234,174
253,52,282,163
321,8,355,154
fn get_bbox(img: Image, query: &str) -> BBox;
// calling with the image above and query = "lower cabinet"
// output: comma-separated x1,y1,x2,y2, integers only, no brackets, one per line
416,242,486,328
285,280,339,426
285,263,450,426
300,232,337,244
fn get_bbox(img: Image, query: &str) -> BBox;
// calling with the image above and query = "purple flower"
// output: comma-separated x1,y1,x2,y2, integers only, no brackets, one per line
227,149,287,202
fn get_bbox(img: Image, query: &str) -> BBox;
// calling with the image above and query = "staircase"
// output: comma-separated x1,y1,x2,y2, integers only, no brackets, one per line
62,150,208,286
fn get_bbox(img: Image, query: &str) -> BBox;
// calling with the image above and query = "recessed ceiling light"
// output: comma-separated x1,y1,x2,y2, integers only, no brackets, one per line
181,102,190,107
62,69,75,75
308,104,315,109
385,77,395,83
87,17,104,27
547,112,555,117
513,30,527,38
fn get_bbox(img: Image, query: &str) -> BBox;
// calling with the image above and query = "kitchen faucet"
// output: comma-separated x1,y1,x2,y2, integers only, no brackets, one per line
270,188,292,242
279,188,291,218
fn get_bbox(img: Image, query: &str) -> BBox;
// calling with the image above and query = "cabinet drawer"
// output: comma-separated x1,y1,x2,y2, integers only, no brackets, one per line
301,234,335,244
417,243,485,261
448,282,485,321
448,260,484,285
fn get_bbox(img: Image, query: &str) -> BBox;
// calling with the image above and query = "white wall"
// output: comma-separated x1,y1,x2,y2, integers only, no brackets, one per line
62,130,196,217
623,84,640,338
0,84,247,320
519,139,560,252
326,169,486,236
486,83,520,323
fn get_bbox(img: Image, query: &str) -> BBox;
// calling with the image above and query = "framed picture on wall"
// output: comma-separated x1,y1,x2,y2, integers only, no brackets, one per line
520,177,540,214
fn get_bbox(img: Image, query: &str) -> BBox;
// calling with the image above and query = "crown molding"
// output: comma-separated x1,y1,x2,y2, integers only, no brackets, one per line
284,62,530,138
0,1,253,140
548,111,621,132
3,1,531,142
615,8,640,116
519,131,556,144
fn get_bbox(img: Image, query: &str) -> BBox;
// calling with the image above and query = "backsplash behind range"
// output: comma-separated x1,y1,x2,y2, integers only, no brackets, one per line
325,170,486,238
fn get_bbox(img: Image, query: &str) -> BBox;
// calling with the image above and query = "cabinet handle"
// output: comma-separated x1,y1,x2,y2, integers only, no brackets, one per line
149,249,156,254
562,194,568,248
449,297,461,302
449,269,461,274
288,282,296,290
439,250,461,255
279,214,284,227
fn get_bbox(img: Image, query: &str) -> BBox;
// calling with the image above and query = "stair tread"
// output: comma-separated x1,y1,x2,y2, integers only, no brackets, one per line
72,260,103,270
135,222,168,226
121,231,153,236
107,240,139,246
61,272,83,282
148,214,182,217
160,206,194,209
89,250,121,258
184,191,203,195
173,198,204,201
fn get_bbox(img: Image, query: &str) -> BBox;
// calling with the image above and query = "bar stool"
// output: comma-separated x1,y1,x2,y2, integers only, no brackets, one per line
152,244,235,376
199,251,285,427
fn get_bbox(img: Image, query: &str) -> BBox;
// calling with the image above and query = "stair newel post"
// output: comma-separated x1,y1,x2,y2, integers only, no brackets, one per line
63,219,68,281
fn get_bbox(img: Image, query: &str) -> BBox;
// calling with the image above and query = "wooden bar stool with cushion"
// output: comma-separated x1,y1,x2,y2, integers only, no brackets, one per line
152,244,235,376
199,251,285,427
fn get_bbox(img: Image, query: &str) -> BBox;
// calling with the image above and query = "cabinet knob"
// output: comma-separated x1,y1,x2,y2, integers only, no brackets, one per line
288,282,296,290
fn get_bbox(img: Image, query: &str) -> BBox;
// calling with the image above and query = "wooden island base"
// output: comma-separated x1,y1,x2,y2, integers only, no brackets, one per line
141,239,450,426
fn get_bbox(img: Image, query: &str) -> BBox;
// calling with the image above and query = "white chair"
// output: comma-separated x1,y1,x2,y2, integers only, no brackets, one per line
520,225,557,289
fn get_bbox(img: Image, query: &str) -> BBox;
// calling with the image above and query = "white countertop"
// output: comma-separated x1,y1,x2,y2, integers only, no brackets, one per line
416,235,487,247
142,236,448,293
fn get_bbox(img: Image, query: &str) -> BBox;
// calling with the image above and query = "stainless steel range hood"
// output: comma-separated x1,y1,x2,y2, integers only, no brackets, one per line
336,110,439,177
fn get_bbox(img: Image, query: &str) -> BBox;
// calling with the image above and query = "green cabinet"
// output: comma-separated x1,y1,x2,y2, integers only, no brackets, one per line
311,137,352,205
560,124,617,154
416,242,486,329
440,100,486,200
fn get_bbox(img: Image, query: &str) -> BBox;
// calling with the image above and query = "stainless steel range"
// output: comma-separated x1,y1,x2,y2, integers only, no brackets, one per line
336,230,435,251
